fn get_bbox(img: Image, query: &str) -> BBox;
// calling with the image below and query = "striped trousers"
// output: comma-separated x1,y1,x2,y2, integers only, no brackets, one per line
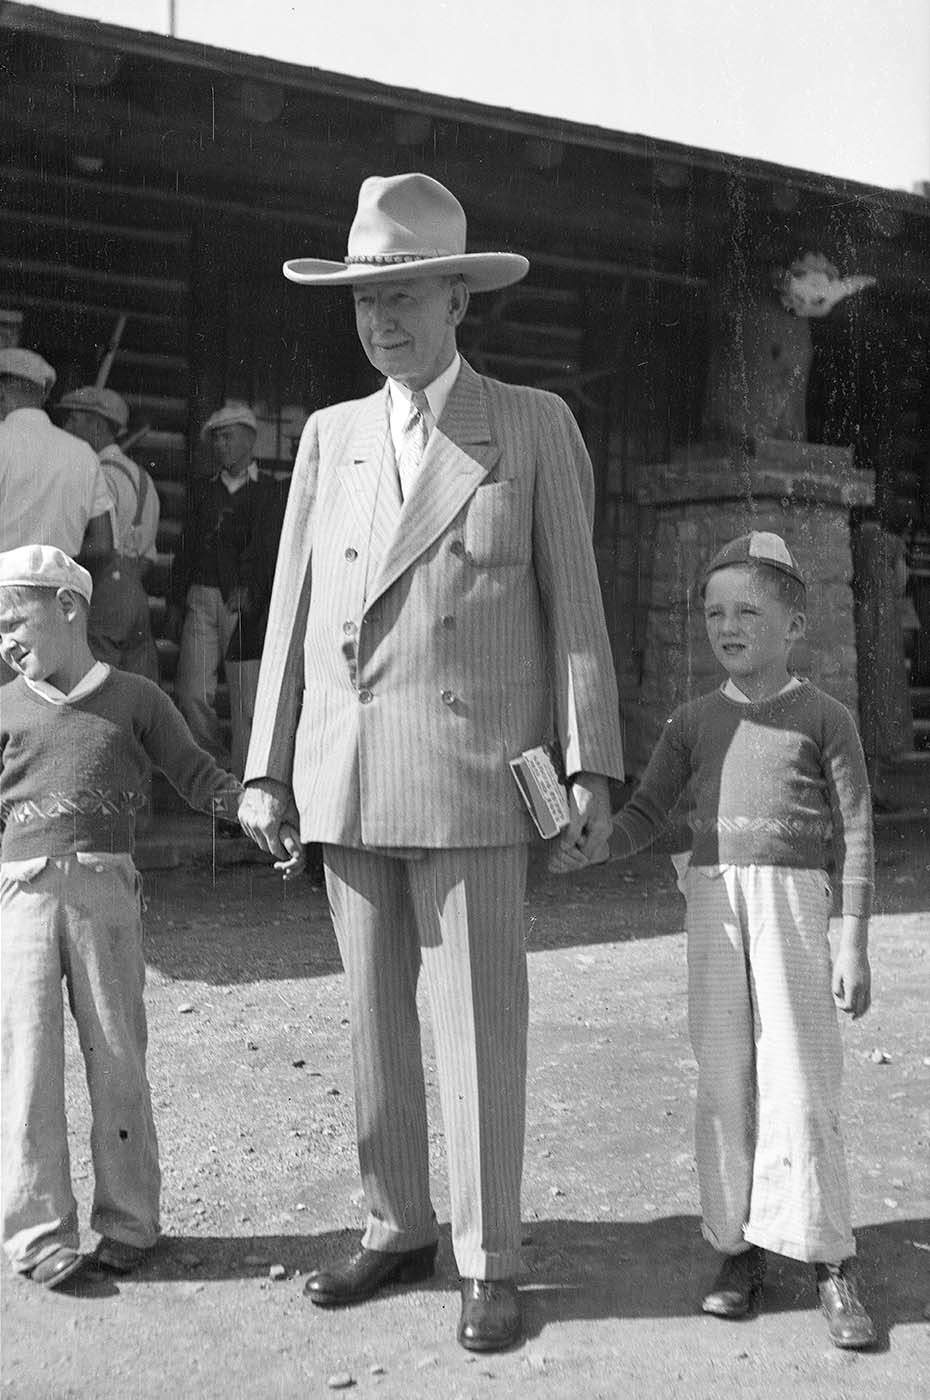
684,864,855,1263
323,843,529,1280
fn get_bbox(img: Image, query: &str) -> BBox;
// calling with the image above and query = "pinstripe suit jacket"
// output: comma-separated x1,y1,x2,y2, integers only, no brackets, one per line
244,358,624,847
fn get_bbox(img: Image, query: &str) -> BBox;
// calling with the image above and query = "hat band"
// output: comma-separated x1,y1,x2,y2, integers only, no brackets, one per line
344,251,454,266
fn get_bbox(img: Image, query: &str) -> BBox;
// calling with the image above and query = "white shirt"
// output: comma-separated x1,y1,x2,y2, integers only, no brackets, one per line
388,354,461,496
221,461,259,495
25,661,110,705
0,409,114,556
722,676,803,704
99,442,160,561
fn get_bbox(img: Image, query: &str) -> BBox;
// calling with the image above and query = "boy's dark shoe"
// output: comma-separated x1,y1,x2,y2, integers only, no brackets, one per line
25,1245,84,1289
816,1260,876,1349
303,1242,437,1306
701,1245,766,1317
89,1237,149,1275
457,1278,522,1351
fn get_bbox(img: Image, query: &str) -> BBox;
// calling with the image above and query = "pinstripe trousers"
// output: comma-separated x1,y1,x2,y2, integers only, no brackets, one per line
323,843,529,1280
684,864,855,1264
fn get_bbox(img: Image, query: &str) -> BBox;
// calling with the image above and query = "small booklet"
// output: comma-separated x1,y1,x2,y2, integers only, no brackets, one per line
509,742,570,839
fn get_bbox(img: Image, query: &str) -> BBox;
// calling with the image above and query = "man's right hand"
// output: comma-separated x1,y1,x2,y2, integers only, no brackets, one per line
238,778,300,860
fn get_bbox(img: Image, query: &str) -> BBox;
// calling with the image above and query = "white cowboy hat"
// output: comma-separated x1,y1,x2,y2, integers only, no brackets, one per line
283,173,529,292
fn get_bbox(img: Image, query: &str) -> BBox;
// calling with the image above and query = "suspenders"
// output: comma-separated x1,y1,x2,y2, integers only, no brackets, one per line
106,457,150,550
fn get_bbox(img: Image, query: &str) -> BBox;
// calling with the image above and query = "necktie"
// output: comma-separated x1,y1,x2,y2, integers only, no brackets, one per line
396,390,430,501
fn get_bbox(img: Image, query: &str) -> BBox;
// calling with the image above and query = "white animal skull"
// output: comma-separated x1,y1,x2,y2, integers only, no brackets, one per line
778,251,876,318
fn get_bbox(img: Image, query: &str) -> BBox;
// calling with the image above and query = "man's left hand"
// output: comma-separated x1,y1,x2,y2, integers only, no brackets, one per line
550,772,612,873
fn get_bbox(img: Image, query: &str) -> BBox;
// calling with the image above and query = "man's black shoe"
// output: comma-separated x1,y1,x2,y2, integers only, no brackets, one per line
816,1260,877,1349
701,1245,766,1317
302,1243,437,1307
457,1278,522,1351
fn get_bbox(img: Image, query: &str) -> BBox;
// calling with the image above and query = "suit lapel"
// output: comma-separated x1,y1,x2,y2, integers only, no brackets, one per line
366,361,500,608
338,387,402,560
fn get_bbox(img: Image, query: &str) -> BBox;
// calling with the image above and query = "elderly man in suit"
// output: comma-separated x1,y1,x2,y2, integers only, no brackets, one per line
239,173,624,1351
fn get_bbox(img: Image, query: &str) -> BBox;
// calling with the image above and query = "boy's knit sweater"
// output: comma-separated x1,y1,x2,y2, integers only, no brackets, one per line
0,671,240,860
612,680,874,918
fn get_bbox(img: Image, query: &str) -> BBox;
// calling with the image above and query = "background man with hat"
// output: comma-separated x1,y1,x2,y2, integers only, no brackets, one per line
0,350,114,685
60,385,161,683
239,173,624,1351
167,401,284,778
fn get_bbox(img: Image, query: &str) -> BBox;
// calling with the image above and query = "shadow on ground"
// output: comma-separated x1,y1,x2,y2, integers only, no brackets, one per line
139,816,929,985
62,1215,928,1348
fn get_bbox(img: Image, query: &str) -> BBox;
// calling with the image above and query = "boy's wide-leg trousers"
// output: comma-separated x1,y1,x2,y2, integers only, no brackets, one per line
684,863,855,1264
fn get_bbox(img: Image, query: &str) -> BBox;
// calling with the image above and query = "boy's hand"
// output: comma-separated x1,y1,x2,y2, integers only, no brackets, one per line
549,773,612,874
274,823,305,882
547,839,610,876
832,944,871,1019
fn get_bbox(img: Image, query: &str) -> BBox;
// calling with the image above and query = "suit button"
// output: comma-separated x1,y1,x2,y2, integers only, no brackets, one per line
342,620,357,636
441,689,455,705
358,688,373,704
345,547,358,561
450,539,465,557
441,614,455,629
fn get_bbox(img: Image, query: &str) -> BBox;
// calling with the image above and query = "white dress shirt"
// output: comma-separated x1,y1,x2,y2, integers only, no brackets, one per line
388,354,461,497
0,409,113,556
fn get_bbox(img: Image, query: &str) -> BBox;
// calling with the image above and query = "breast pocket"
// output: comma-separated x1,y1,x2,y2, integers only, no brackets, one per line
463,480,531,567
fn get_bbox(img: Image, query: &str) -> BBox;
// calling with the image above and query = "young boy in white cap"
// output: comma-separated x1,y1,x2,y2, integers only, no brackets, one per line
555,530,876,1348
0,544,302,1289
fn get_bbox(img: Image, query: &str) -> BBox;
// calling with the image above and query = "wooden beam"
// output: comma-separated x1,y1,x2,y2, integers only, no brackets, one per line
0,206,190,248
7,289,181,330
0,257,186,297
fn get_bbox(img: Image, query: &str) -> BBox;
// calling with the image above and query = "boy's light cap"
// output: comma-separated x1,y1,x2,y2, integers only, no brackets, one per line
703,531,806,588
200,401,257,440
58,385,129,431
0,545,93,602
0,348,56,395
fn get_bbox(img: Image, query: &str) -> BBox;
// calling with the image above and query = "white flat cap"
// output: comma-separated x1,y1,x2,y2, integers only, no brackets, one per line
0,348,56,396
200,401,257,440
0,545,93,603
58,385,129,431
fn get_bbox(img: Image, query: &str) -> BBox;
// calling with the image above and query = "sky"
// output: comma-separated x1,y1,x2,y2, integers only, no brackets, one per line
23,0,930,191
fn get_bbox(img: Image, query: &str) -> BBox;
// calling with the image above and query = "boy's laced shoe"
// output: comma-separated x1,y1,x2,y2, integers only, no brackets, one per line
815,1260,876,1349
701,1245,766,1317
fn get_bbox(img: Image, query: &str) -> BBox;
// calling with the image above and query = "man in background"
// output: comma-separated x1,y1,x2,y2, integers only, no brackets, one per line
0,349,113,683
60,385,160,682
167,402,283,777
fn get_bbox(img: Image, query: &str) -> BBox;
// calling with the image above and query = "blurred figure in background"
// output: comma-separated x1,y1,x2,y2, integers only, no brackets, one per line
0,349,113,683
60,386,160,683
167,402,283,778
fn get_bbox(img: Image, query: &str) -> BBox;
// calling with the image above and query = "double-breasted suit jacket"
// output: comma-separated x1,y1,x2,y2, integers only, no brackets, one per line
245,358,624,841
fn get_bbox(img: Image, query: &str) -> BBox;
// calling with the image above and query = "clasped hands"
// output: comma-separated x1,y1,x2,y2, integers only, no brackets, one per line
547,773,613,876
238,778,304,881
238,772,614,882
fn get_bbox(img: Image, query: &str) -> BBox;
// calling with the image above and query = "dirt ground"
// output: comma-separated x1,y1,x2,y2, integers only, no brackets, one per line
2,818,928,1400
